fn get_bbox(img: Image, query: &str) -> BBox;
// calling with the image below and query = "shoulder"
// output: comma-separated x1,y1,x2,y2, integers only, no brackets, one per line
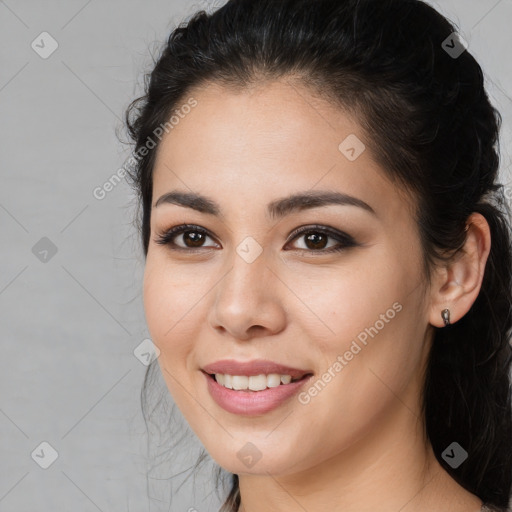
481,504,512,512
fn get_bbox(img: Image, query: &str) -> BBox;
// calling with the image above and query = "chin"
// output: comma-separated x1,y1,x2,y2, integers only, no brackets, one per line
206,443,307,477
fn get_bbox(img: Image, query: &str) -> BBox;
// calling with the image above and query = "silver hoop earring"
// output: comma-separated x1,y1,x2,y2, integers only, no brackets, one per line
441,308,451,326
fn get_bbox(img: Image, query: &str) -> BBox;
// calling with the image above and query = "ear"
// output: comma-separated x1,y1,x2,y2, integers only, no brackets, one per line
428,212,491,327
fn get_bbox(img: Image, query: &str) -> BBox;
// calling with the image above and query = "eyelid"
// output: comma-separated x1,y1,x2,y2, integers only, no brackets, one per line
154,224,219,250
154,223,357,253
285,224,356,247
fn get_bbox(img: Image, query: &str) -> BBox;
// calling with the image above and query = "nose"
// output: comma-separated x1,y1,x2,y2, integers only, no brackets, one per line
207,248,287,341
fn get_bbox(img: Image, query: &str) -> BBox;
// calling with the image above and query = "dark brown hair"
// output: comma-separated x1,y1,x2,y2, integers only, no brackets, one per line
124,0,512,509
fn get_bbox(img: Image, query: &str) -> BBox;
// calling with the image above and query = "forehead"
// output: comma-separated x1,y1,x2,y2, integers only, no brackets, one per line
151,79,415,223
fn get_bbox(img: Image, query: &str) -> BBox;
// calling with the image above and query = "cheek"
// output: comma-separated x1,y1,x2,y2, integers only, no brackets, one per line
142,258,196,363
143,260,167,344
306,276,425,411
143,263,201,415
284,251,409,351
291,249,425,406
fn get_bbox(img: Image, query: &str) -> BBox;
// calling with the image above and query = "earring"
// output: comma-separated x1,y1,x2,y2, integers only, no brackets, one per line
441,308,451,326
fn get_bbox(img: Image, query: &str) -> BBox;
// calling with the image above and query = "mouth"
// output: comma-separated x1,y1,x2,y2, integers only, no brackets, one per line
201,368,314,415
200,359,314,414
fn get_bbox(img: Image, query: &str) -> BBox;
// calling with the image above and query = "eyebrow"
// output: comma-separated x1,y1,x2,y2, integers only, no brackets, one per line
153,190,376,219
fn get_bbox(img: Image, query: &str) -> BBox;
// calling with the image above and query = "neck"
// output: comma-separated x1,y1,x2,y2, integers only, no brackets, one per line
236,380,481,512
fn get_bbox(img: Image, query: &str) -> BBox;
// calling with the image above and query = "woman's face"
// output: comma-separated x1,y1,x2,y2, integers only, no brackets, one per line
143,79,434,476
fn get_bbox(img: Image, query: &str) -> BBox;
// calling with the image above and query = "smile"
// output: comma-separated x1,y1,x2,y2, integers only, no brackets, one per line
202,370,313,415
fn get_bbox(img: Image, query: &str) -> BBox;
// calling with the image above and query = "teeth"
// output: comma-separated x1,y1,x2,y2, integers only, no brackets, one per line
280,375,292,384
213,373,298,391
232,375,249,390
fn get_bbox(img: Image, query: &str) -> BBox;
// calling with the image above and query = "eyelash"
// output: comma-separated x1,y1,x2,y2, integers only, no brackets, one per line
154,223,358,254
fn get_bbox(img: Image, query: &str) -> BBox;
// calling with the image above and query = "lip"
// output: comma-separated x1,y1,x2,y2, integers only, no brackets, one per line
201,359,312,380
200,359,314,416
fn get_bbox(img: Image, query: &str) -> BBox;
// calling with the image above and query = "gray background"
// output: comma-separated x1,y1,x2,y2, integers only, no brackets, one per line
1,1,511,511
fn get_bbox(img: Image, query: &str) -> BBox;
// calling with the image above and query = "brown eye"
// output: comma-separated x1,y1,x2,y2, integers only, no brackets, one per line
302,232,329,250
286,225,357,254
154,224,219,250
155,223,357,254
181,231,207,247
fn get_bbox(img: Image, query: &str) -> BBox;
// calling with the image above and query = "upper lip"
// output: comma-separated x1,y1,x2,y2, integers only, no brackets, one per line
202,359,313,379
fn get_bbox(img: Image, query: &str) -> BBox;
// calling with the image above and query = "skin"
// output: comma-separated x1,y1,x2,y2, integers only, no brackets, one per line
142,79,491,512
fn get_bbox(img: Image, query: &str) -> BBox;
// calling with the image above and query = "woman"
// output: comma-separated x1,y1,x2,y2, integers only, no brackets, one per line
124,0,512,510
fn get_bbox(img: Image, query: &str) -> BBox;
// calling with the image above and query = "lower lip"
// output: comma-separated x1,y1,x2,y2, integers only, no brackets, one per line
202,371,313,416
